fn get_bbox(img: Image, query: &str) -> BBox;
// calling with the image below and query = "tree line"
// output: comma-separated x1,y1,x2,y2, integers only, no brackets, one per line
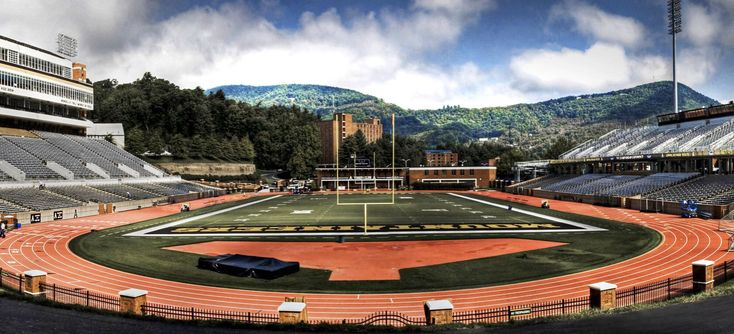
92,73,321,178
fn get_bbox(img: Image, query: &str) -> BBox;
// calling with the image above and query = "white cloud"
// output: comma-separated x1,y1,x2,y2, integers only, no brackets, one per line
550,0,647,48
509,42,668,94
0,0,506,109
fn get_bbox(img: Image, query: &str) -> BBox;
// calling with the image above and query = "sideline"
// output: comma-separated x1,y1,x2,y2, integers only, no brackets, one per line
124,195,282,237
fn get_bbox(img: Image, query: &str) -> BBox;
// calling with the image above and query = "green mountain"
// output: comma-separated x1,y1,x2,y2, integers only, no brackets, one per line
208,82,719,147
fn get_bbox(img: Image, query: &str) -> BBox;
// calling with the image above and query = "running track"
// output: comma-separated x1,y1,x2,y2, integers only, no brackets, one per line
1,191,733,320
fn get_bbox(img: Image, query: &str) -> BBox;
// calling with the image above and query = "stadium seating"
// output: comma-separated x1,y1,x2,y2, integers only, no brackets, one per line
644,175,734,204
0,137,62,179
5,136,100,179
561,118,734,160
514,174,577,190
596,173,699,197
0,187,80,211
541,174,608,193
565,175,643,195
162,182,218,194
36,131,131,178
129,183,189,196
47,185,126,203
0,198,28,213
89,184,161,200
66,136,157,177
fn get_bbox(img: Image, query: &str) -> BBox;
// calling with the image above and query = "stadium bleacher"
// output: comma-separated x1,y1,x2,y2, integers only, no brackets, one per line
0,137,62,179
89,184,162,200
5,136,100,179
0,187,81,211
561,118,734,160
36,132,132,178
47,185,127,203
596,173,699,197
644,175,734,204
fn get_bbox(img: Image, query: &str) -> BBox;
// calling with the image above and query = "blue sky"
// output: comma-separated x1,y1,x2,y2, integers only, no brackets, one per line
1,0,732,109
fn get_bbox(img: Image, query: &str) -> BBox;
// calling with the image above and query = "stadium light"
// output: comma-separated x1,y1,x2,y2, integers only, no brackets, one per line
668,0,682,113
56,33,78,58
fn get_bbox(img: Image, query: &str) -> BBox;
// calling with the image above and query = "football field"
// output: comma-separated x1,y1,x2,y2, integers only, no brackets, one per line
128,192,603,236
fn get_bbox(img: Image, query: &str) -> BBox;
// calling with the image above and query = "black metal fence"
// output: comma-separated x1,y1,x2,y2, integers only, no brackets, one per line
39,282,120,312
454,295,590,324
2,260,734,327
0,268,23,293
141,303,279,324
310,310,425,326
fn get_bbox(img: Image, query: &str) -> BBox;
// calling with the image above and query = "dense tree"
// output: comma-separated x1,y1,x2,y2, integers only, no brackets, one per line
124,128,146,155
92,74,321,177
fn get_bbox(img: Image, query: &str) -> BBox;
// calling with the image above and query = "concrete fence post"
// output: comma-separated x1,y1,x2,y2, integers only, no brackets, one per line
278,301,308,323
589,282,617,310
23,270,47,296
424,299,453,325
692,260,715,293
119,288,148,315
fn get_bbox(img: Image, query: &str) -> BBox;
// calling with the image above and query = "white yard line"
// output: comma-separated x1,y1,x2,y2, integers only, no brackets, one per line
447,193,606,232
124,195,282,237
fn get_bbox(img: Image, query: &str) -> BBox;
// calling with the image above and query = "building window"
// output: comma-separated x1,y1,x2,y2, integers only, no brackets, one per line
460,169,465,176
424,170,429,176
433,170,438,175
469,169,475,175
451,169,456,175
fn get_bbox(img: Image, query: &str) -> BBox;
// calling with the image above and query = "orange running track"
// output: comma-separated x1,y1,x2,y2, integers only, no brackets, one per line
1,191,733,320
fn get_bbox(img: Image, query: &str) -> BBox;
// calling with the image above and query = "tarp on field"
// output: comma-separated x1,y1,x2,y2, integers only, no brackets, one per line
197,254,299,279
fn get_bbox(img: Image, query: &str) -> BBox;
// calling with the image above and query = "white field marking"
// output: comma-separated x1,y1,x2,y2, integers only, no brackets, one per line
123,195,282,237
268,207,279,209
234,219,249,222
448,193,606,232
248,214,261,217
461,207,471,210
277,203,286,206
422,209,448,212
259,210,271,213
130,227,608,237
6,261,15,264
291,210,313,215
310,198,326,200
453,204,462,207
399,197,414,199
471,211,483,214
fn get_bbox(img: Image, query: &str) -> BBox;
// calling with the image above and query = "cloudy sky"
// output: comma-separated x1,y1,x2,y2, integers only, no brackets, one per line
1,0,732,109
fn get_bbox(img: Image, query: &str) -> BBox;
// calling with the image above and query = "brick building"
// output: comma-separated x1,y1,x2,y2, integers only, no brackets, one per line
425,150,459,167
319,113,383,164
407,166,496,188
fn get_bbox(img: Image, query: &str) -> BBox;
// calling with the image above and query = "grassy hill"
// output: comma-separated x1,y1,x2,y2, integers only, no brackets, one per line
208,82,719,147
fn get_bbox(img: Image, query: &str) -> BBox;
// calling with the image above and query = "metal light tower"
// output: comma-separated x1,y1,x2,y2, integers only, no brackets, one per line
668,0,682,113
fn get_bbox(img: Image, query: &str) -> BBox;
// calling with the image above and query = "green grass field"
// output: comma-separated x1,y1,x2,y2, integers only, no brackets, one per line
137,193,594,235
70,193,660,293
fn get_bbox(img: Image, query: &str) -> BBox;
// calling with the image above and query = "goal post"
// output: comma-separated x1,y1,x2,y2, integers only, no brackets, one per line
335,113,396,234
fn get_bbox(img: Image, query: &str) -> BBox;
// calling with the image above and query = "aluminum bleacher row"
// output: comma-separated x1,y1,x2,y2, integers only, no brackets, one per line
645,175,734,205
561,117,734,160
0,131,223,214
0,131,164,180
517,173,702,198
0,181,221,212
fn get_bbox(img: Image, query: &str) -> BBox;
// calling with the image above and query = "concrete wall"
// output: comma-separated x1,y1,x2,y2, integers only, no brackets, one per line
157,163,256,176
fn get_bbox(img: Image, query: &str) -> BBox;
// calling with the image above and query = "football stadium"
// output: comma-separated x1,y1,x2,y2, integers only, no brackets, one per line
1,1,734,332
